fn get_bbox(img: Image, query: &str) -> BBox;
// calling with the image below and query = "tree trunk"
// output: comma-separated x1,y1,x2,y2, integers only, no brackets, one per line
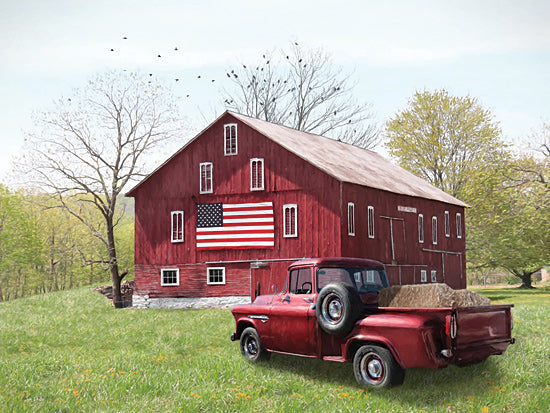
106,215,124,306
516,270,535,289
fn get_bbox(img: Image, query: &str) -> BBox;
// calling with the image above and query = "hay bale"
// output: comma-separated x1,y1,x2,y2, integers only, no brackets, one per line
378,284,491,308
453,289,491,307
378,283,455,308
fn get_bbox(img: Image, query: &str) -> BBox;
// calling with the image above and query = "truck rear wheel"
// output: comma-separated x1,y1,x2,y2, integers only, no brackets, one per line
240,327,270,362
316,282,361,335
353,344,405,389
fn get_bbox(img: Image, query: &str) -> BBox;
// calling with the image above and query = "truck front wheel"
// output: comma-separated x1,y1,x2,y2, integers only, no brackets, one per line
240,327,271,362
353,345,405,389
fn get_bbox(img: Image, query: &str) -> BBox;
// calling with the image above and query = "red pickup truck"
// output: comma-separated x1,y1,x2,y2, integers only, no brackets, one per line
230,257,514,389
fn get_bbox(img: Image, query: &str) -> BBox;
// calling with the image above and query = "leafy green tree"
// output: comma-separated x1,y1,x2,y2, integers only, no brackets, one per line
385,89,502,198
19,70,186,304
0,186,42,300
463,156,549,288
385,89,549,288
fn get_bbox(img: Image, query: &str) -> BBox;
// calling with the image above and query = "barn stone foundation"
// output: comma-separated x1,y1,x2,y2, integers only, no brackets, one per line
132,294,251,309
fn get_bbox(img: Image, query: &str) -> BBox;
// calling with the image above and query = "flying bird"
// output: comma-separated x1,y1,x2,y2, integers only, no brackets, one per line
157,54,161,58
174,47,178,51
123,36,127,40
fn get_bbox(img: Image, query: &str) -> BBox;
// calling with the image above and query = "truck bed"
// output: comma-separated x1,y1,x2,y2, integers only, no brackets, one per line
376,304,514,366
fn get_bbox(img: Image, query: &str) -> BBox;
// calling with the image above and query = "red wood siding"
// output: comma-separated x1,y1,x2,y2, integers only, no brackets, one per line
130,112,467,299
340,183,466,288
131,113,343,298
134,263,251,298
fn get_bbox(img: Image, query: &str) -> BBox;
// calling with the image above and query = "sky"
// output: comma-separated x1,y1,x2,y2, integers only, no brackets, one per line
1,0,549,182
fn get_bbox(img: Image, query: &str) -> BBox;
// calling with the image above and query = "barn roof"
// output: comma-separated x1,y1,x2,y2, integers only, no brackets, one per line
229,112,468,207
127,111,467,207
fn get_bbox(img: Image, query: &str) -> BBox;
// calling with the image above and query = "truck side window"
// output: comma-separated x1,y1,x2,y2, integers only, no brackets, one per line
289,268,312,294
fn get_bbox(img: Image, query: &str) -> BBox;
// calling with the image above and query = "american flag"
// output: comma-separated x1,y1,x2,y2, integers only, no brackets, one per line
196,201,274,250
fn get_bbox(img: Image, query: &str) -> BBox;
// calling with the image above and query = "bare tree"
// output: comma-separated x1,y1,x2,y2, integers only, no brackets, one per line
18,70,187,305
222,43,379,149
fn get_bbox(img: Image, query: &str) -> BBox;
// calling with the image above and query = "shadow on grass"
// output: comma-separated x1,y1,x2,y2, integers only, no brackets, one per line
262,353,506,408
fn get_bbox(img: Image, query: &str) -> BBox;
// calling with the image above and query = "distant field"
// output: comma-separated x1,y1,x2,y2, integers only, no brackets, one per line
0,286,549,412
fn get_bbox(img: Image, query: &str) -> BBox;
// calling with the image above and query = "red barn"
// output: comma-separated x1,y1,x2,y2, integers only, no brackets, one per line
127,111,468,308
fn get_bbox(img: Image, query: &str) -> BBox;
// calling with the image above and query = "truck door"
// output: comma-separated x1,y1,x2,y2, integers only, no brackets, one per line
268,267,317,356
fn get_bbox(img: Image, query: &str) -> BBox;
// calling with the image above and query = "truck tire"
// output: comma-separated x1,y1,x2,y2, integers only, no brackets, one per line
353,344,405,389
240,327,271,362
316,282,361,335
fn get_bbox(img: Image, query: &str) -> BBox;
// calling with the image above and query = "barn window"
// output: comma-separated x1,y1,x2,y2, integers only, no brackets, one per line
432,216,438,245
207,267,225,285
224,123,238,155
456,213,463,239
283,204,297,238
420,269,427,282
444,211,451,237
200,162,213,194
250,158,264,191
418,214,424,243
171,211,184,243
431,270,438,283
161,268,179,286
367,206,375,239
347,202,355,236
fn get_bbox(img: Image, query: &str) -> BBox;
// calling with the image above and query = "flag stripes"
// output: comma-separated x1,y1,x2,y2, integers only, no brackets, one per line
196,201,274,250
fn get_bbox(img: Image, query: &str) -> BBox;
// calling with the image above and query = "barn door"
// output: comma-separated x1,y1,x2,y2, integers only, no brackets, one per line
443,252,464,289
381,216,406,265
250,264,271,299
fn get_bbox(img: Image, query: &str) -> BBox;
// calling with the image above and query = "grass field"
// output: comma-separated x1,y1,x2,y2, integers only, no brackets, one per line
1,286,549,412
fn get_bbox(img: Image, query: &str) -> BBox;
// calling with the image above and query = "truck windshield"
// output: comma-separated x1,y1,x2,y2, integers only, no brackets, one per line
317,267,389,293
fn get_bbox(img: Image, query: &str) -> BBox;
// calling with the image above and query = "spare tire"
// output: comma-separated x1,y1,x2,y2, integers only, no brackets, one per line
316,282,362,335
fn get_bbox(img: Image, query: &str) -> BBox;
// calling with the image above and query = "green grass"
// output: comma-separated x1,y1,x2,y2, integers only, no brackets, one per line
1,287,549,412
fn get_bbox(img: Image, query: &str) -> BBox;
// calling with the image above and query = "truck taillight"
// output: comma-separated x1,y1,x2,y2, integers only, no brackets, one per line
450,313,457,339
446,313,457,339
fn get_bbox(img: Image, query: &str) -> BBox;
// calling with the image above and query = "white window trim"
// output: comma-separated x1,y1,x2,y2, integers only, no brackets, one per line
456,213,463,239
418,214,424,243
207,267,226,285
432,216,438,245
431,270,438,283
224,123,238,156
444,211,451,237
200,162,213,194
420,269,427,283
283,204,298,238
347,202,355,236
171,211,184,243
367,206,375,239
161,268,180,286
250,158,265,191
